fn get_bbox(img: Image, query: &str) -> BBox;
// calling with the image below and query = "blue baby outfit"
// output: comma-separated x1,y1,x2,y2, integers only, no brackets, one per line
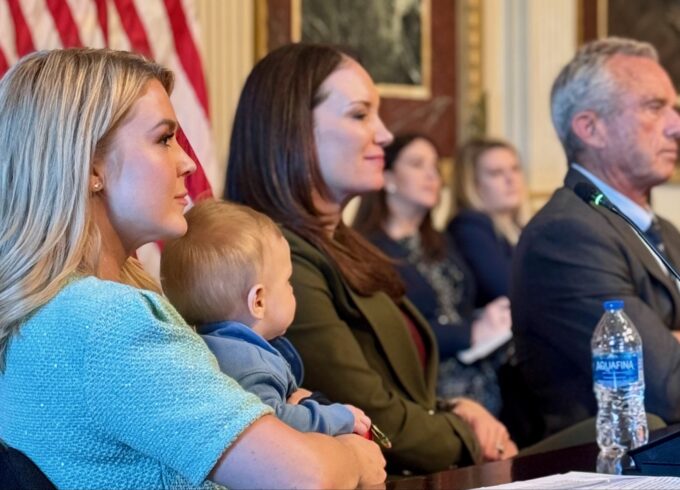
198,321,354,435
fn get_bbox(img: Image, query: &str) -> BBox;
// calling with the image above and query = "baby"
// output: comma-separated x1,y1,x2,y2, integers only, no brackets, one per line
161,199,371,436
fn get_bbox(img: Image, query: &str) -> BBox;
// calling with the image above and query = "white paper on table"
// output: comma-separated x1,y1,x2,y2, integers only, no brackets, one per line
457,330,513,364
474,471,680,489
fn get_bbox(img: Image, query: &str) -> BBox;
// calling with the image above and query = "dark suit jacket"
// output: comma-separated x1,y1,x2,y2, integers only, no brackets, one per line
282,228,480,474
511,167,680,438
448,209,514,306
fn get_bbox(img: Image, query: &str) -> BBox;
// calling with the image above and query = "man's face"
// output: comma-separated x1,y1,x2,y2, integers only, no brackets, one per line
602,55,680,196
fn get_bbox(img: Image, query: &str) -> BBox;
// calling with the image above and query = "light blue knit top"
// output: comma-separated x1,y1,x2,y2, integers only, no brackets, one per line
0,276,271,489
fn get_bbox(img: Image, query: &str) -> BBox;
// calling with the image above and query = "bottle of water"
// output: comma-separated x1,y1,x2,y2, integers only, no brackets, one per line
591,299,648,456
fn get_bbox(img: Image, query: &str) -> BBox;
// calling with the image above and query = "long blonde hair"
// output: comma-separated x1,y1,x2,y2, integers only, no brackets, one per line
453,138,530,245
0,48,174,370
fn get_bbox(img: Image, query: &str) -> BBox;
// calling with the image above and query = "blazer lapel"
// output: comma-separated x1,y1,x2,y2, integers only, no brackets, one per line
660,220,680,273
347,288,433,405
402,299,439,394
597,207,680,293
565,167,680,323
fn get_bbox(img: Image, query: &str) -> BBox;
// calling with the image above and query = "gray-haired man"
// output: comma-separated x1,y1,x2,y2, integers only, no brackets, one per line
511,37,680,441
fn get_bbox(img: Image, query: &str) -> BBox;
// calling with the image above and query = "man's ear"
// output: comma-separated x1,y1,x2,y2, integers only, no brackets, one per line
246,284,266,320
571,110,608,149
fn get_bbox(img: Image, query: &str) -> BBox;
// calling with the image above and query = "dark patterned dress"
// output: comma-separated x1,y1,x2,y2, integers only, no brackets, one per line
366,230,509,415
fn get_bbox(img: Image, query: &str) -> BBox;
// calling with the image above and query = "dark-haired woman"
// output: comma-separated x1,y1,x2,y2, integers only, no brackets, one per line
225,43,517,474
354,134,512,416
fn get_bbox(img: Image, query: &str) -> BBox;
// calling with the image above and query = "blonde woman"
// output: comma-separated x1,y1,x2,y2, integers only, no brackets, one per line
449,138,530,306
0,48,384,488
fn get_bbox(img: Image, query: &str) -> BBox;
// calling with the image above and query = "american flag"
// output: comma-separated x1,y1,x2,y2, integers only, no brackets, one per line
0,0,215,278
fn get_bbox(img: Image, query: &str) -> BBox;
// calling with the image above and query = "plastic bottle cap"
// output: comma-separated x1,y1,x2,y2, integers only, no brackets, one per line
603,299,624,311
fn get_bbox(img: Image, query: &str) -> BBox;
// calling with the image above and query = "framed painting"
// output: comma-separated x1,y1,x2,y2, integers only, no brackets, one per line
255,0,458,158
290,0,431,99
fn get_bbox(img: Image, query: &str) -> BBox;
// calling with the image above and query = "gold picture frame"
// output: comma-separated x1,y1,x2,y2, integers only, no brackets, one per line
289,0,432,100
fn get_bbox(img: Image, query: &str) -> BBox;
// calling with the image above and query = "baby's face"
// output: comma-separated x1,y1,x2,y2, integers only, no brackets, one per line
259,234,297,340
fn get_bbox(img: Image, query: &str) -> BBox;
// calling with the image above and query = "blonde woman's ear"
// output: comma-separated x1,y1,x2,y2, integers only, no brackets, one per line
89,167,105,193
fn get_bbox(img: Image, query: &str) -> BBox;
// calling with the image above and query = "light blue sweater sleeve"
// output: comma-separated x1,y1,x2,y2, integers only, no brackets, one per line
84,287,272,486
240,372,355,435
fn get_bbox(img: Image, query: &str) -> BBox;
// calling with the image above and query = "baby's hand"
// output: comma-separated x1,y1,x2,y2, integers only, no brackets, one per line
344,404,371,436
287,388,312,405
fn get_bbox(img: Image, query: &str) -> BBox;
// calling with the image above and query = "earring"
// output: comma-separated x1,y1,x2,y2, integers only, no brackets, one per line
92,180,103,192
385,182,397,194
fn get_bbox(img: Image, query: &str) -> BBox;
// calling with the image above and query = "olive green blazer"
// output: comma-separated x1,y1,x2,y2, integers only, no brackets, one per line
283,229,480,474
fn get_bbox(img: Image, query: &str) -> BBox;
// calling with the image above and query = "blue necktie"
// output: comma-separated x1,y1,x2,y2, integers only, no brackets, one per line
645,218,666,254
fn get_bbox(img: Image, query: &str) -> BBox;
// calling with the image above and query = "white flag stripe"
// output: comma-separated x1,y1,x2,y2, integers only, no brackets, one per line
180,0,203,69
171,67,219,186
132,0,172,59
0,1,18,63
105,4,133,52
132,0,217,188
20,0,63,50
65,0,106,48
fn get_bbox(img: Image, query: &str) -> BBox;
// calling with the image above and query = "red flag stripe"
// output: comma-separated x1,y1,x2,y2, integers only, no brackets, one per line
111,0,152,58
46,0,82,48
108,0,212,202
0,46,9,78
163,0,209,116
7,0,35,56
94,0,108,45
177,127,213,201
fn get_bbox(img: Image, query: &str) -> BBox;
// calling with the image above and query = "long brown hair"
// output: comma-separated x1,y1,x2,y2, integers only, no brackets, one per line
224,43,404,299
353,133,445,261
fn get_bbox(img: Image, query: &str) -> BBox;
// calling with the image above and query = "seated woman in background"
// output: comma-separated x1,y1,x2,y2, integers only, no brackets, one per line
447,138,530,306
353,133,512,415
0,48,384,489
225,43,517,475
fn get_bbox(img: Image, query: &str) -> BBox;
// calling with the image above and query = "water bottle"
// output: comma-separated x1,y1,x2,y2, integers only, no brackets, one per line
591,299,648,457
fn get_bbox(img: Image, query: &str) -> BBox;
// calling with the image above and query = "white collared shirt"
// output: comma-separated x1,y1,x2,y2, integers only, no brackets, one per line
572,163,654,231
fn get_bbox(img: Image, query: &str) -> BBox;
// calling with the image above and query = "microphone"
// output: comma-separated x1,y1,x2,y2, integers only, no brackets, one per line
573,182,680,282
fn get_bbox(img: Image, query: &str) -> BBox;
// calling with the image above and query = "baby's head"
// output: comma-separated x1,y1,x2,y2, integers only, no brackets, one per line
161,199,296,340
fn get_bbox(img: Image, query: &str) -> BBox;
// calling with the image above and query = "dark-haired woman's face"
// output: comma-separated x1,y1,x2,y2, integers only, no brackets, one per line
313,60,393,206
385,138,441,211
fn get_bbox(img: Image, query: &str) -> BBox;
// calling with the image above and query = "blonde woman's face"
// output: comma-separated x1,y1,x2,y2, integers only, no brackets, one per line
96,80,196,252
313,60,393,205
475,147,524,215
